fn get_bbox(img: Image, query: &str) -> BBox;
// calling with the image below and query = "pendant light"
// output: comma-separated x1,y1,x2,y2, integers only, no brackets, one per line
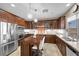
27,3,33,19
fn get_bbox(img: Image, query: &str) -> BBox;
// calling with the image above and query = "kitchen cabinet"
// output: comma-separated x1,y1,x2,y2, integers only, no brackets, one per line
31,16,66,29
32,18,66,29
32,20,58,29
15,17,32,29
56,36,66,56
15,17,26,28
0,11,15,23
46,20,57,29
0,10,66,29
44,20,58,29
32,21,45,29
25,21,32,29
49,20,57,29
16,17,32,28
45,35,56,44
0,10,31,28
57,16,66,29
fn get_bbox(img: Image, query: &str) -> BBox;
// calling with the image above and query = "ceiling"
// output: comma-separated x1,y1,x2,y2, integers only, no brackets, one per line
0,3,74,21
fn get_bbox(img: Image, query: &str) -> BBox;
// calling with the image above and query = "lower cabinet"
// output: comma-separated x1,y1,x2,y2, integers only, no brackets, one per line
45,35,56,44
39,35,66,56
56,36,66,56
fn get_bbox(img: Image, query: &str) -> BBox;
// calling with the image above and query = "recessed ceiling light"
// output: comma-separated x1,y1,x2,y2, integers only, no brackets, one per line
66,3,70,7
34,18,38,22
27,14,33,19
11,4,15,7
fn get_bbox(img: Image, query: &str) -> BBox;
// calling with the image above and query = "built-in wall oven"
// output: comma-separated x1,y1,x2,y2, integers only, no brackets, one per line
16,25,25,40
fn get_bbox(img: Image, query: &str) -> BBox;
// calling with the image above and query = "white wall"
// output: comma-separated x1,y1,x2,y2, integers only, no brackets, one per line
65,5,76,18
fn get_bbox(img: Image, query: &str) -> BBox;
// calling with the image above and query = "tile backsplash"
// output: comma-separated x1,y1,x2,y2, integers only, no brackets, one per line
24,29,66,35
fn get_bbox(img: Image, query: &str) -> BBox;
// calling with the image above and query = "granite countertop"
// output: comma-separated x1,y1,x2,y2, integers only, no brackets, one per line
30,32,79,53
32,32,79,54
56,33,79,54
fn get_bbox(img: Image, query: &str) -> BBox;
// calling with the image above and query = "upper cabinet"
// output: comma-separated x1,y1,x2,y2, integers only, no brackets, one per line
32,20,60,29
15,17,26,27
25,21,32,29
49,20,58,29
57,16,66,29
0,10,66,29
0,11,15,23
32,16,66,29
0,10,31,29
32,21,44,29
44,20,58,29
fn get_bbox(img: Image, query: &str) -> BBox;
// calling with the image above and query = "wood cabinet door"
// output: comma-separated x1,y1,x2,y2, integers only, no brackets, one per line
21,42,30,56
15,17,26,27
60,17,66,29
61,40,66,56
45,35,56,44
57,16,66,29
25,21,32,29
51,21,57,29
0,11,32,28
56,36,66,56
0,12,15,23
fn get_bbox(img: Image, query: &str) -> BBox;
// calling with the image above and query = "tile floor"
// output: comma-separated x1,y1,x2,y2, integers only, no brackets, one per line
42,43,62,56
9,43,62,56
9,47,20,56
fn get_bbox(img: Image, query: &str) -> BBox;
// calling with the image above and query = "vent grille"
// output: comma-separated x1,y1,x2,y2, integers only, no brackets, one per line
42,9,48,13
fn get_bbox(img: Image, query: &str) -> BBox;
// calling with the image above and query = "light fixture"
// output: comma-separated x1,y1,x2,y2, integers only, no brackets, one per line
27,3,33,19
11,4,15,7
27,14,33,19
34,18,38,22
66,3,70,7
47,29,50,32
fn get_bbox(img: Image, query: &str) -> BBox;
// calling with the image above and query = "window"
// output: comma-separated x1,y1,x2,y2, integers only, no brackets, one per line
67,15,77,41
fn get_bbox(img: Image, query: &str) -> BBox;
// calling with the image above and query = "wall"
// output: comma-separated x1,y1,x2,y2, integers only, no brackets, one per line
65,5,76,18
